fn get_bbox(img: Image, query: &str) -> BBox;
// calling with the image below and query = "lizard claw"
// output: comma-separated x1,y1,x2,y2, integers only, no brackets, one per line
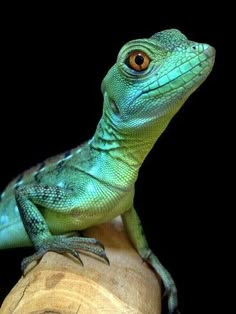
162,285,178,314
21,234,109,274
21,248,48,275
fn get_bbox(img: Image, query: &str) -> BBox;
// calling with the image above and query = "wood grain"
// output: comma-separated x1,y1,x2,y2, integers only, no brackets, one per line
0,217,161,314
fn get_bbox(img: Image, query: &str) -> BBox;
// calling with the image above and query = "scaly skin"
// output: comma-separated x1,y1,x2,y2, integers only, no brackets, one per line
0,29,215,313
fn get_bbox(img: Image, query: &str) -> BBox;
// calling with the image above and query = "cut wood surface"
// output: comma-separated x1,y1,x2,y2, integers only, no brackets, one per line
1,217,161,314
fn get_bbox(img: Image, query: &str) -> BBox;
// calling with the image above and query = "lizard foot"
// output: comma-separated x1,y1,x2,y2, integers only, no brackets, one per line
145,251,178,313
21,235,109,274
163,285,178,314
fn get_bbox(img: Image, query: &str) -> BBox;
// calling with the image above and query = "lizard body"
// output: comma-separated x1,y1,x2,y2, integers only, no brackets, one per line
0,29,215,313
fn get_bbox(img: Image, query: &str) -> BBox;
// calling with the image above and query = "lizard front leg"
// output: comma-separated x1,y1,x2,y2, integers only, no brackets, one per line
122,207,178,314
15,184,109,273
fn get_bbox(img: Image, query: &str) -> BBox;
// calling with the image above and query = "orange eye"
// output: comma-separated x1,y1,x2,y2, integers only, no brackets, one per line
127,51,150,71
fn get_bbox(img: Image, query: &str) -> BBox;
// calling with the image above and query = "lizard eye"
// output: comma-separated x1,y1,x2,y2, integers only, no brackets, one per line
126,51,150,71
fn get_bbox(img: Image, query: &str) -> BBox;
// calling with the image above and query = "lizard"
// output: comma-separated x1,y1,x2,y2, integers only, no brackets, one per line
0,29,215,313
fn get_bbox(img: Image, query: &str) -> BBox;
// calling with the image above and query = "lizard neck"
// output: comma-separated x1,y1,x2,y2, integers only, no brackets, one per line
86,99,183,189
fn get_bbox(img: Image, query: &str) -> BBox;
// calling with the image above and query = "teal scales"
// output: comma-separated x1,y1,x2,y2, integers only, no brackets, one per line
0,29,215,313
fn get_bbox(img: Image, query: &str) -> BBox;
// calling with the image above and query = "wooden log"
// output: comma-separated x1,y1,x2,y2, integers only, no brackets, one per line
0,217,161,313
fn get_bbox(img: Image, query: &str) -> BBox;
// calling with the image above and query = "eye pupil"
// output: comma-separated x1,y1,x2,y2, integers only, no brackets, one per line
135,54,144,65
126,51,150,72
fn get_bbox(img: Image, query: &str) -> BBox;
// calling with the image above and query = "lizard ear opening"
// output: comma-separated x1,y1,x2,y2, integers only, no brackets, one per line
110,100,120,114
103,92,120,115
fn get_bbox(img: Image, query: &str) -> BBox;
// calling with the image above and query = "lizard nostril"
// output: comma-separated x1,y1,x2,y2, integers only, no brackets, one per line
192,46,197,51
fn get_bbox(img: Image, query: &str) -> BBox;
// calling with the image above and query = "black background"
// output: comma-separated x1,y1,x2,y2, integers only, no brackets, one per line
0,3,227,314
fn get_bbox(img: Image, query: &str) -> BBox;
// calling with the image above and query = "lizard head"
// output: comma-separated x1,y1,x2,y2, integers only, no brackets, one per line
101,29,215,132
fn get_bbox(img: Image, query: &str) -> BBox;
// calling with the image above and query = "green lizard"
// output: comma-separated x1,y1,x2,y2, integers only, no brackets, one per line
0,29,215,313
